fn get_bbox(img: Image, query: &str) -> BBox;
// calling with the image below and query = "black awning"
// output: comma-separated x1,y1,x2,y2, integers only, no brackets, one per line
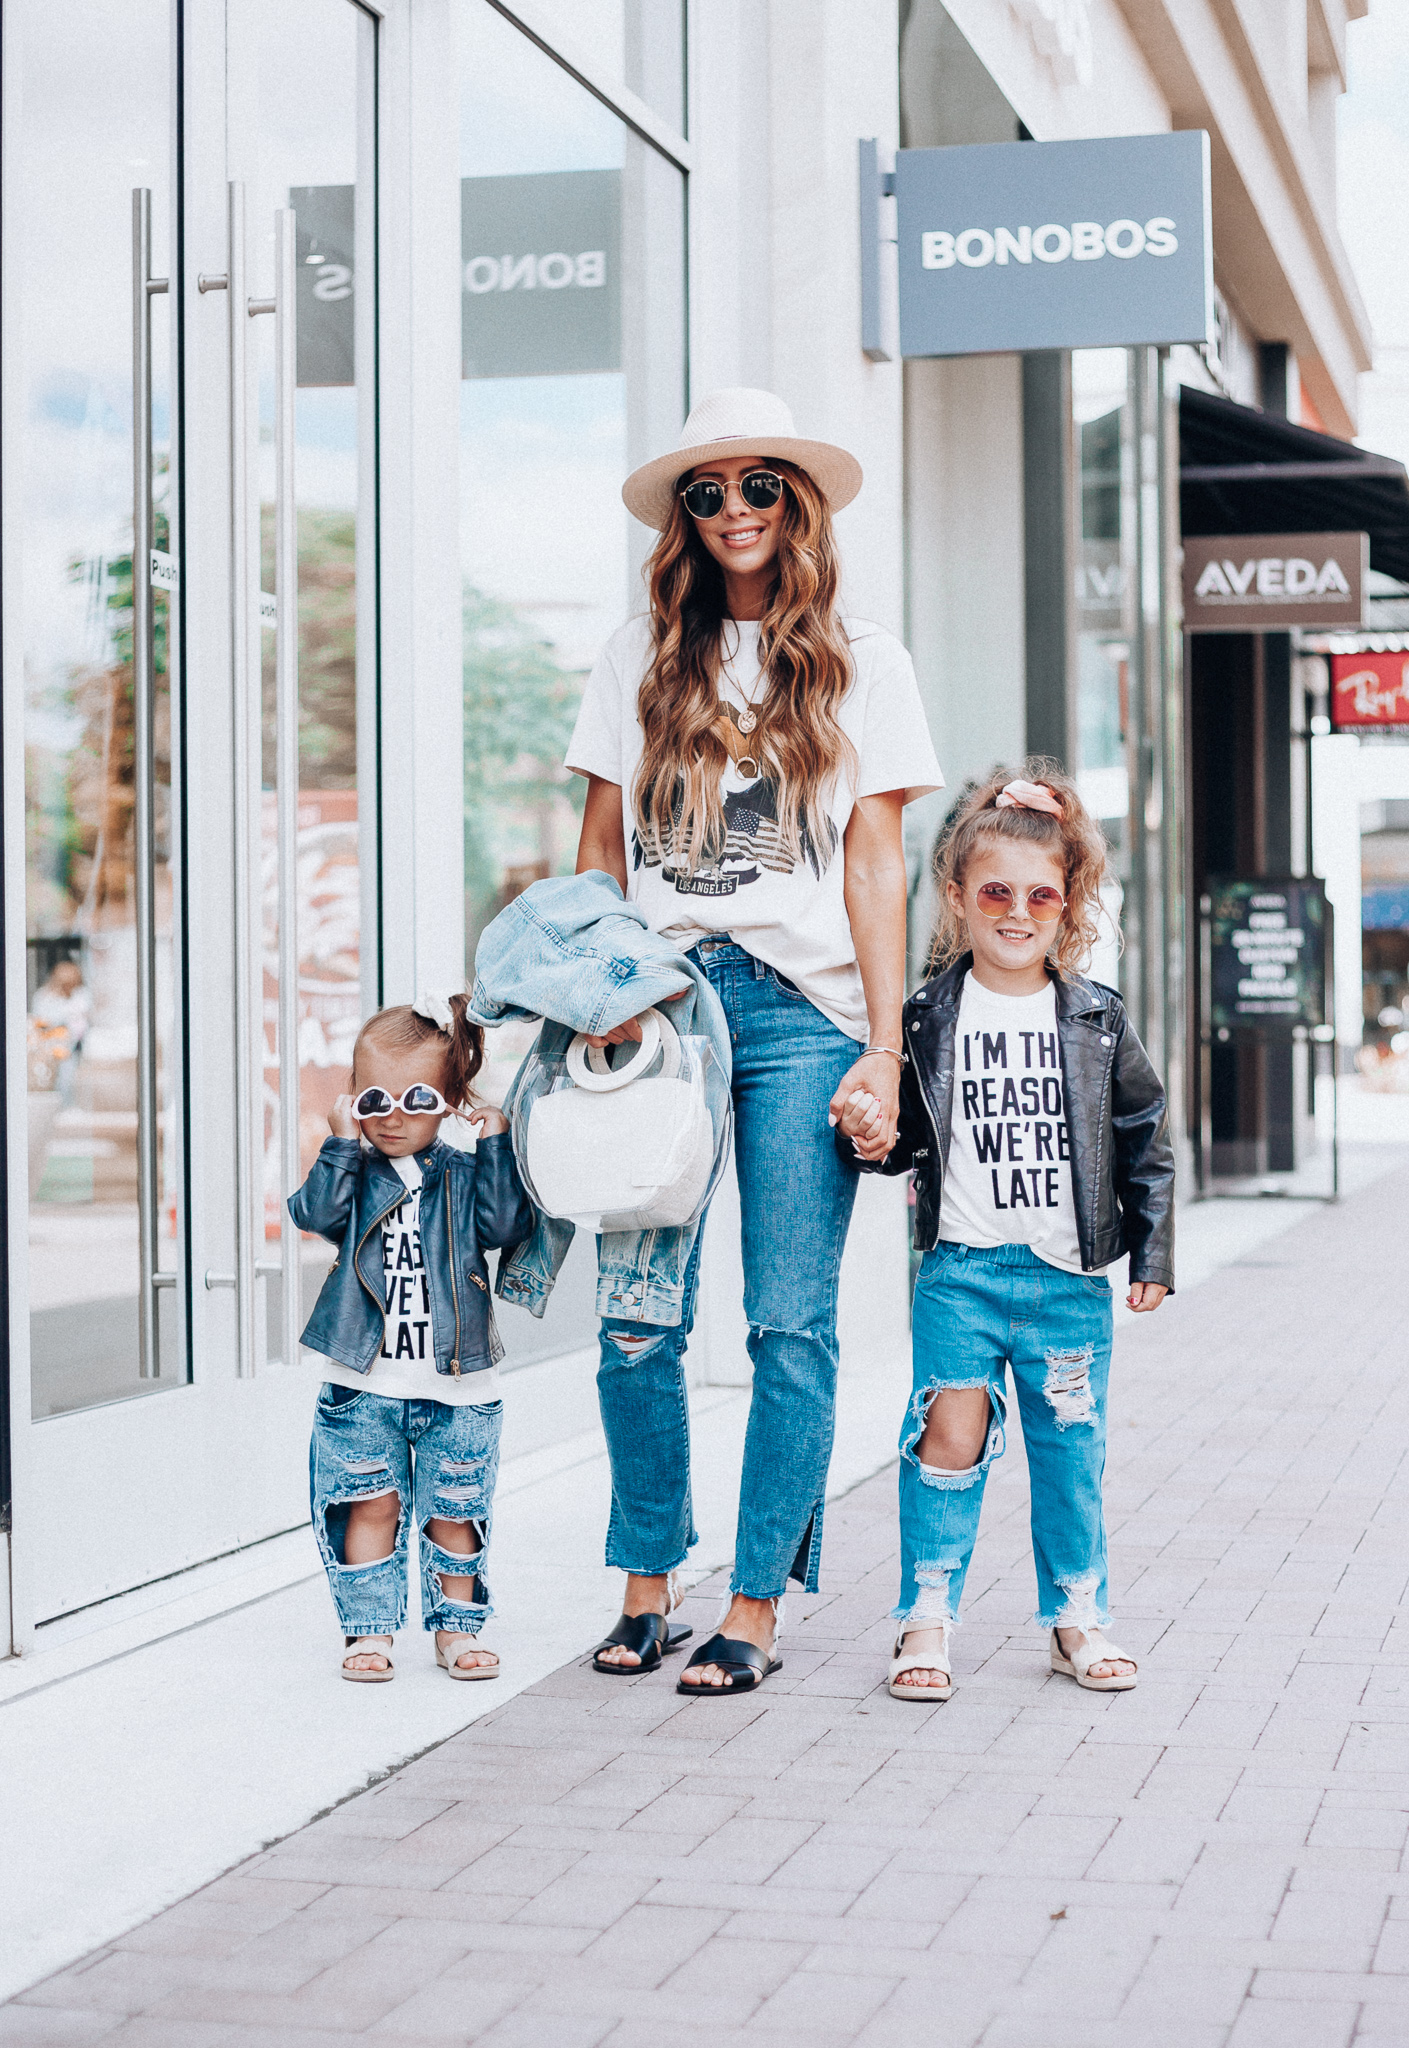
1180,384,1409,584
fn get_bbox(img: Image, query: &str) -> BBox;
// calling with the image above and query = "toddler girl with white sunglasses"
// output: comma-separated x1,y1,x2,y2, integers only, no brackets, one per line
289,992,533,1683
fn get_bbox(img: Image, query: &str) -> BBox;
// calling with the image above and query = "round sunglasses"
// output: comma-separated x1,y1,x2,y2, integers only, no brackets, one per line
974,881,1066,923
350,1083,448,1120
679,468,785,521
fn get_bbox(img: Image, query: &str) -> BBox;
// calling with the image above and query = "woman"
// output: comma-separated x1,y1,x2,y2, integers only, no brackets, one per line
566,387,943,1693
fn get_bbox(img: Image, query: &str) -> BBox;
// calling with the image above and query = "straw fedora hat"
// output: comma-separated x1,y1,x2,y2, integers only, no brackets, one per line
621,387,863,531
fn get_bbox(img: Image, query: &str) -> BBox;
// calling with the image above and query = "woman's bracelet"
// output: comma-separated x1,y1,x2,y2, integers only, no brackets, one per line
862,1044,909,1065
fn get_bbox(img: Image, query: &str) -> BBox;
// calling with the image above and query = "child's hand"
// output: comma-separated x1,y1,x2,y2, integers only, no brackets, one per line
328,1094,358,1140
466,1104,508,1139
833,1088,887,1157
1126,1282,1167,1313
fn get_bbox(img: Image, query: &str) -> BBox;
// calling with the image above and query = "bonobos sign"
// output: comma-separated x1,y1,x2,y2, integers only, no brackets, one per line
895,132,1212,357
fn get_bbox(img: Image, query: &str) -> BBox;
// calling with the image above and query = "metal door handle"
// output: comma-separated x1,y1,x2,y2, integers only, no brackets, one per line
131,188,170,1379
241,203,299,1376
271,208,302,1377
227,183,261,1376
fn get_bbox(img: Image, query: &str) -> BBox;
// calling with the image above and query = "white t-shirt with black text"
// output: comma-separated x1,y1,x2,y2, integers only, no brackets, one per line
314,1154,502,1406
565,614,944,1039
937,973,1091,1275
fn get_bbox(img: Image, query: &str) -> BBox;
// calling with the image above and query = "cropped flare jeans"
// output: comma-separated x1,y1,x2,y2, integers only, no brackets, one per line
595,939,861,1600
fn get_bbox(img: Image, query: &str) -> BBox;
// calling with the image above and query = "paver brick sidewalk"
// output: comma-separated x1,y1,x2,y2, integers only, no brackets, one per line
10,1160,1409,2046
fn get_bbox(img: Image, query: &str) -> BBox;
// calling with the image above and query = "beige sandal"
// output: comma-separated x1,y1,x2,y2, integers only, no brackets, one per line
342,1635,394,1682
887,1623,954,1702
435,1636,499,1681
1050,1627,1137,1691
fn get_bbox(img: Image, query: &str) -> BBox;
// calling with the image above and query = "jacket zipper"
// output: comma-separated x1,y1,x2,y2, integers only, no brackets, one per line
349,1192,403,1369
444,1177,462,1375
910,1015,947,1248
353,1195,402,1315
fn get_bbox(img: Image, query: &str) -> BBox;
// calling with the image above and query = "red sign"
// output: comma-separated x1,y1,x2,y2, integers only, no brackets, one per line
1331,651,1409,729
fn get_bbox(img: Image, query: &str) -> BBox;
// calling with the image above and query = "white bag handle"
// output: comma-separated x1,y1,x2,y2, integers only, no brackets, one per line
563,1006,680,1092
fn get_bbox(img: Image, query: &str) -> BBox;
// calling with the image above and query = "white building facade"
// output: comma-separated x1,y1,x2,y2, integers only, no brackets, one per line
1,0,1380,1650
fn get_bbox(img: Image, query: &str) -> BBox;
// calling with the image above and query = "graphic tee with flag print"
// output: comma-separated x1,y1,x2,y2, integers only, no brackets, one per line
935,973,1091,1274
565,613,943,1039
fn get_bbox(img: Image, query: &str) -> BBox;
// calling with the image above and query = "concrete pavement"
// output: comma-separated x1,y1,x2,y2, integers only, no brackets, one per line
6,1148,1409,2044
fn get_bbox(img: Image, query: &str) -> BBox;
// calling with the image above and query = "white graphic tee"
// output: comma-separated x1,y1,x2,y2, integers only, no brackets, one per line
566,614,944,1039
313,1154,501,1406
380,1156,432,1364
936,973,1090,1274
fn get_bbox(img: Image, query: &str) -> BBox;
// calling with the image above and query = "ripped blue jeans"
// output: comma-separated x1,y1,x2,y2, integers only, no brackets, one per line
898,1240,1113,1633
596,939,861,1599
309,1385,502,1637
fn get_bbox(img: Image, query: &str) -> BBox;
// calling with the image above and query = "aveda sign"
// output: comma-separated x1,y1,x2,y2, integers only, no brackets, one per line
1182,533,1366,631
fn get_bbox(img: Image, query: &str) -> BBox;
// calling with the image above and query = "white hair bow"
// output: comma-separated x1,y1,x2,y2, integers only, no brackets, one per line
412,991,455,1034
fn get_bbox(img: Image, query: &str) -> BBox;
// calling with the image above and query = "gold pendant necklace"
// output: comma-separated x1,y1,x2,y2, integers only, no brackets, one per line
716,707,762,782
723,625,765,739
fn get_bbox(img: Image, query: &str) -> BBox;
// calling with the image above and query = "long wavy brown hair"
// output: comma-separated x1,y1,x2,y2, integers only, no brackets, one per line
633,459,856,876
930,760,1111,980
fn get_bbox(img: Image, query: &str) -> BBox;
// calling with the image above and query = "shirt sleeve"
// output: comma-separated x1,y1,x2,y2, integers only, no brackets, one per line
565,635,627,784
854,632,945,805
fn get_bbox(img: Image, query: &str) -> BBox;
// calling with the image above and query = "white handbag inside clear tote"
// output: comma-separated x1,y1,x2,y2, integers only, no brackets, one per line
519,1007,724,1232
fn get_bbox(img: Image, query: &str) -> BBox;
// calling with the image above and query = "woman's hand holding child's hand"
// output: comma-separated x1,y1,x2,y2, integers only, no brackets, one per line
466,1105,508,1138
328,1094,358,1140
833,1088,888,1159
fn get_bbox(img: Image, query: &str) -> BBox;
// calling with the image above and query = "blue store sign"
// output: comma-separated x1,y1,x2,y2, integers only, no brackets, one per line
889,131,1212,358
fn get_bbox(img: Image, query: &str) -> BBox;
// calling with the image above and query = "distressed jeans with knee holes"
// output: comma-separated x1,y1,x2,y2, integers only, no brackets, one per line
897,1240,1114,1634
309,1384,502,1637
595,939,862,1598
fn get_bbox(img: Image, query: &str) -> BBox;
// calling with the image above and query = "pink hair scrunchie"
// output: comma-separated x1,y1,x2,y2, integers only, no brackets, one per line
994,778,1064,817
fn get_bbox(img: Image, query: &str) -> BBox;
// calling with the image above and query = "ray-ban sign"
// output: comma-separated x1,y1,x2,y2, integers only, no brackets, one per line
892,131,1212,356
1182,533,1366,631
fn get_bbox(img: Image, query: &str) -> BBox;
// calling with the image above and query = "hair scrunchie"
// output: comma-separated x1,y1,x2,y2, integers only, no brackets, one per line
411,991,456,1034
994,778,1064,817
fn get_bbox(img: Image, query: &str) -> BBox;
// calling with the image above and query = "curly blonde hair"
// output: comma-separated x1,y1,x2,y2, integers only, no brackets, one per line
929,759,1110,980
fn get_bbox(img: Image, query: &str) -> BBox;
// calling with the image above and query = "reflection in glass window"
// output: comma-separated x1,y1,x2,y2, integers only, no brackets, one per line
241,0,372,1357
507,0,686,133
457,1,686,1364
19,0,181,1416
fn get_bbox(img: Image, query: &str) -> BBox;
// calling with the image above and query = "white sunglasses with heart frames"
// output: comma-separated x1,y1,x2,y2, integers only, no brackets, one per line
350,1083,449,1120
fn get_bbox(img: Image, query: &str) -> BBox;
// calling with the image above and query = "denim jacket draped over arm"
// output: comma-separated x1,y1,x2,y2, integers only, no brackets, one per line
468,870,733,1329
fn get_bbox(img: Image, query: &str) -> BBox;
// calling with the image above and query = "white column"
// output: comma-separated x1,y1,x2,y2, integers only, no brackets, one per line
377,0,465,1004
685,5,912,1393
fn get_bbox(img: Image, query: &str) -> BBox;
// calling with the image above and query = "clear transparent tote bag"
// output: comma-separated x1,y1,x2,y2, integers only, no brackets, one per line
511,1007,731,1233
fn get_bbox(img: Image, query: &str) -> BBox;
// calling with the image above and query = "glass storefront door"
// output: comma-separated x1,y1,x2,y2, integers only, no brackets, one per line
6,0,380,1624
4,0,689,1634
17,1,180,1421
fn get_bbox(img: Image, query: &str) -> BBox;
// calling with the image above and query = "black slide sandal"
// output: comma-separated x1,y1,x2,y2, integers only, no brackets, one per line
592,1610,693,1675
676,1631,782,1696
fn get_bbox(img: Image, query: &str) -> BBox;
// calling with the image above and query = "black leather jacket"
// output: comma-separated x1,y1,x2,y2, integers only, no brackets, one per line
849,957,1175,1289
289,1134,534,1378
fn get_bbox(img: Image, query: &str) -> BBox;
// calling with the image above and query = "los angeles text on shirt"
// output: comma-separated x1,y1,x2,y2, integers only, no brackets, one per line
958,1022,1071,1212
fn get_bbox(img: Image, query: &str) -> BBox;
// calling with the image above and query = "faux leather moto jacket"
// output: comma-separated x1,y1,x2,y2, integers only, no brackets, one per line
850,957,1175,1288
289,1133,534,1377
